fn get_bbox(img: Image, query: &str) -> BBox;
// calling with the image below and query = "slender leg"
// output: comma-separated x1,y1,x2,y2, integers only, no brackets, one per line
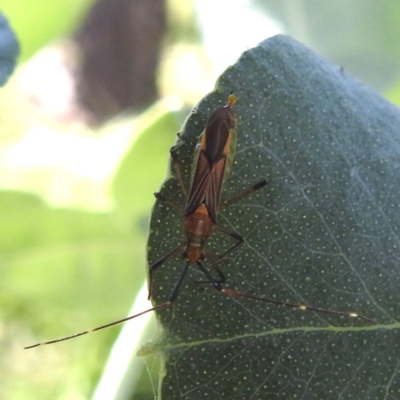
220,288,375,322
207,179,268,266
193,227,242,286
221,179,268,210
195,262,374,323
193,179,268,284
194,260,226,286
155,135,190,208
196,261,225,291
154,177,259,267
24,300,173,349
154,192,183,212
24,262,192,349
170,140,188,198
148,242,185,299
214,225,244,259
167,262,191,303
169,132,185,153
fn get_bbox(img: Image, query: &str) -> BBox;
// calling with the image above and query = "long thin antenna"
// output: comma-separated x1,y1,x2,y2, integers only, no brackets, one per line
24,302,171,349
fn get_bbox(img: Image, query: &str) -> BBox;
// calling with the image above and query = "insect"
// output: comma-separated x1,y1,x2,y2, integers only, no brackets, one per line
25,94,372,349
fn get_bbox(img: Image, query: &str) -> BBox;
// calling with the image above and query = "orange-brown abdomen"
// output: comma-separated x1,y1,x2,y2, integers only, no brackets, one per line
183,203,214,263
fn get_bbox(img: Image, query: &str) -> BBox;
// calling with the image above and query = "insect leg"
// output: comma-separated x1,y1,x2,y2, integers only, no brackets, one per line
193,226,242,287
214,225,244,259
169,139,189,198
196,261,226,291
221,179,268,210
148,242,185,299
198,179,268,280
220,288,375,323
23,300,173,349
194,260,226,286
154,192,184,212
24,253,191,349
206,179,267,261
196,261,374,323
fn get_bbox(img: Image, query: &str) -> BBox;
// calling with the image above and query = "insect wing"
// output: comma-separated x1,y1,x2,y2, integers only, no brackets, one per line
185,104,237,222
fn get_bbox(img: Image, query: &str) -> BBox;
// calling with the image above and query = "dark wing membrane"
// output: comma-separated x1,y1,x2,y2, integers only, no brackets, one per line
185,151,212,217
204,156,226,223
204,110,231,162
185,151,227,223
184,102,234,221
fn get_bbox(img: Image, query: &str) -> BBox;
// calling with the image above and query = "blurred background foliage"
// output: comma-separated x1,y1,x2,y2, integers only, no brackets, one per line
1,0,400,399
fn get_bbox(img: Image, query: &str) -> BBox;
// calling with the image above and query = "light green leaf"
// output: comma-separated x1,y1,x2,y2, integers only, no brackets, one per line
254,0,400,92
1,190,147,400
112,109,181,215
1,0,94,61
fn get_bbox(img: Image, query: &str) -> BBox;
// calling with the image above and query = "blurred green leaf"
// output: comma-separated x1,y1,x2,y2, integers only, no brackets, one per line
112,108,181,215
1,98,183,399
1,188,146,326
0,12,19,85
1,189,147,399
386,77,400,107
1,0,94,61
254,0,400,92
148,35,400,399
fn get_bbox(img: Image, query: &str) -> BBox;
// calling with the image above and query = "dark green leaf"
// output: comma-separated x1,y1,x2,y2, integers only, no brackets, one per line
147,35,400,399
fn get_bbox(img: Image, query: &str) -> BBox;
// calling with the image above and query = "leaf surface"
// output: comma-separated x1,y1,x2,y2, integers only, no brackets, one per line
148,35,400,400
